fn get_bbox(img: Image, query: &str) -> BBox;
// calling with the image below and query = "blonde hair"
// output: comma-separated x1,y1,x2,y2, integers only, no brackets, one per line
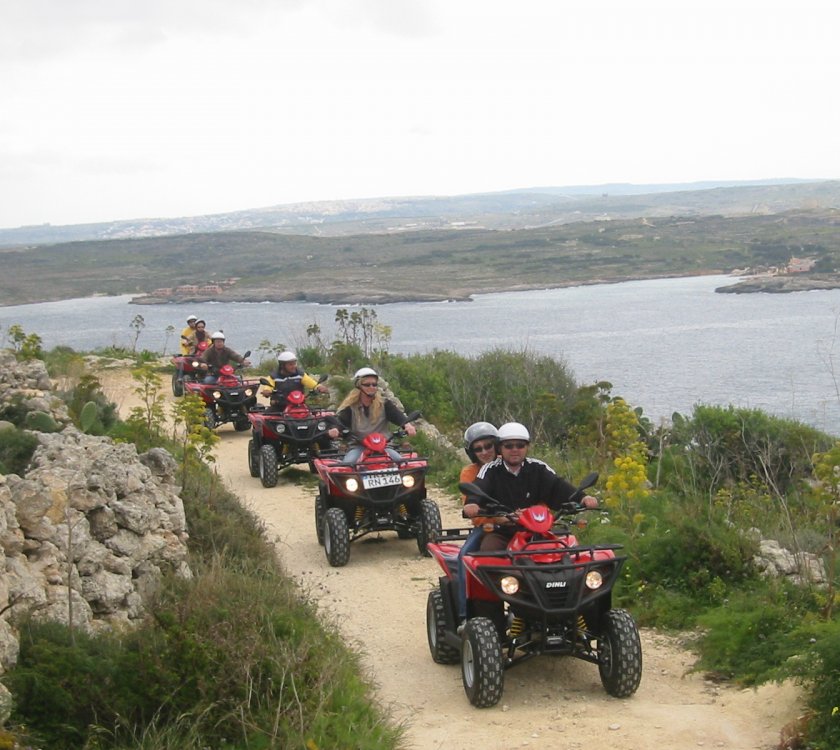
338,386,384,423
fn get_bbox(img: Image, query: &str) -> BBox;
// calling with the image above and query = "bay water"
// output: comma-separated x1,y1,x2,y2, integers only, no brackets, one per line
4,274,840,436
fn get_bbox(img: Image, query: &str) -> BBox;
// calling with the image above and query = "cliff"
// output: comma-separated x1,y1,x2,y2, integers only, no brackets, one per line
0,351,191,721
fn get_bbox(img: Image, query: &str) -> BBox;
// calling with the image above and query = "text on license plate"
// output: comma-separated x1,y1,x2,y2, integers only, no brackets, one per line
362,472,403,489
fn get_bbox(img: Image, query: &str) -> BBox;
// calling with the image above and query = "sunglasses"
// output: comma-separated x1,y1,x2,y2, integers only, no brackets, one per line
360,381,378,388
501,441,528,450
472,441,496,453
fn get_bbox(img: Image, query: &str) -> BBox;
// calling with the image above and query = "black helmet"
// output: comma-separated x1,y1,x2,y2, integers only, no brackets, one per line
463,421,499,462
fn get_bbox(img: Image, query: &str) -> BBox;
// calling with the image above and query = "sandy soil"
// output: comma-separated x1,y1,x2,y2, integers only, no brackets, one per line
101,372,803,750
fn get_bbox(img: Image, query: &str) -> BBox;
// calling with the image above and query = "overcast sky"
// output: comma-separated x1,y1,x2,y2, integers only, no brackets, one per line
1,0,838,228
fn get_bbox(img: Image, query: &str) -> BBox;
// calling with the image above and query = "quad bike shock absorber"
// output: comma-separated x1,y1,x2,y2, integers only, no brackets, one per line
509,616,526,638
355,505,365,523
397,503,408,518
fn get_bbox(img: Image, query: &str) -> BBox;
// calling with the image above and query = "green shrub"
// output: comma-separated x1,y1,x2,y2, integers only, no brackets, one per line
695,584,825,685
0,426,39,476
660,405,833,498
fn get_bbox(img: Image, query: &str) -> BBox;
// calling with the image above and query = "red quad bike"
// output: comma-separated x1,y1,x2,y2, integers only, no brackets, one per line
183,352,260,431
246,374,340,488
426,473,642,708
312,411,441,567
170,340,210,397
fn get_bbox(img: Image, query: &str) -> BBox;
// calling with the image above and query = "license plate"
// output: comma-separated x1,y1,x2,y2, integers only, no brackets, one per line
362,472,403,489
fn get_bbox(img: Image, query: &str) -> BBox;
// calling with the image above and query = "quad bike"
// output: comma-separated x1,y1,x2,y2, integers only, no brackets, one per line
312,411,441,567
183,353,260,431
246,373,340,488
170,340,209,397
425,473,642,708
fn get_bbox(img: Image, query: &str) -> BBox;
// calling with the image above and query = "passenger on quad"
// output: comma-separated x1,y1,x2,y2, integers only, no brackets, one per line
333,367,416,463
456,422,500,622
466,421,598,553
262,350,329,411
182,318,208,354
197,331,251,383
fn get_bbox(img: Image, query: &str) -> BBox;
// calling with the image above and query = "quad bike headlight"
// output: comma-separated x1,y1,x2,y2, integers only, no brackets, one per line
585,570,604,590
276,423,286,434
212,390,223,400
500,576,520,595
317,420,327,431
345,477,359,492
244,388,253,397
401,475,415,488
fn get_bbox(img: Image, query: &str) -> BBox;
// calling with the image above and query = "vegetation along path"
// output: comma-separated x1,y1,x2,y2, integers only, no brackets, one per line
102,371,804,750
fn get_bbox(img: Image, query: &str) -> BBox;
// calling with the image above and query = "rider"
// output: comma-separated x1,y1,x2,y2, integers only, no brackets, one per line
197,331,251,383
262,350,329,410
456,422,500,622
179,315,199,355
332,367,416,463
465,421,598,553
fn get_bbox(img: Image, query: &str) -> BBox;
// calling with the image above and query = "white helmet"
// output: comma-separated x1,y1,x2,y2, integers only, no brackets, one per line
186,314,198,322
210,330,225,340
277,350,297,363
497,422,530,443
353,367,378,385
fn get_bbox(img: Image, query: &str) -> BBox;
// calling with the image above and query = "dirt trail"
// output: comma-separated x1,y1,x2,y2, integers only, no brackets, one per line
102,372,803,750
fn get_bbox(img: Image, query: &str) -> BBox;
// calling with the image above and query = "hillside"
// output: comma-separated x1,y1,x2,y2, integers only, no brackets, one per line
2,181,840,306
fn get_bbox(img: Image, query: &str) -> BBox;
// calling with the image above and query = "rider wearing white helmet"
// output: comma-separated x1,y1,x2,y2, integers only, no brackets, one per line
465,421,598,552
198,330,251,383
263,350,329,408
334,367,417,463
179,314,199,355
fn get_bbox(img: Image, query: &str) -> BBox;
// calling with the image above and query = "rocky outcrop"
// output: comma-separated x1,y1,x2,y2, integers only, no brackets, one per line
0,351,191,674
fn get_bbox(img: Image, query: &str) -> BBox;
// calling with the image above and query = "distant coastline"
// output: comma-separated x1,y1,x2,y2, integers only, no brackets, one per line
715,273,840,294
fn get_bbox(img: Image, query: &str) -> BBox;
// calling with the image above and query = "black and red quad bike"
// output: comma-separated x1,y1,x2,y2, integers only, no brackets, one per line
183,354,260,431
312,411,441,567
170,340,210,396
425,473,642,708
246,374,340,487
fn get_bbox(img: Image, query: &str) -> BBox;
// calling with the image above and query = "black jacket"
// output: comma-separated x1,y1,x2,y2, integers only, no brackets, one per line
471,457,578,513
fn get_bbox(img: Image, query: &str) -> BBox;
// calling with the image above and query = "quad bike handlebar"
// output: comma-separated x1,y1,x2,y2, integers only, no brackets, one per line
459,471,599,521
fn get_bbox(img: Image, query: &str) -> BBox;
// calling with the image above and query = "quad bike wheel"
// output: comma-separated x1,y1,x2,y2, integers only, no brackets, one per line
416,498,442,556
314,485,327,545
324,507,350,567
171,371,184,398
598,608,643,698
247,438,260,478
234,415,250,432
461,617,504,708
426,589,459,665
259,444,278,488
203,407,216,430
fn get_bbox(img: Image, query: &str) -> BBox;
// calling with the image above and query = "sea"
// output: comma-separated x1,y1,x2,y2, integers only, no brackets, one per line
4,274,840,436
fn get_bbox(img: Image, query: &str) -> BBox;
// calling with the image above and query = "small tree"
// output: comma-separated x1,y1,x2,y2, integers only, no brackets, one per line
125,363,166,447
129,314,146,353
171,393,219,493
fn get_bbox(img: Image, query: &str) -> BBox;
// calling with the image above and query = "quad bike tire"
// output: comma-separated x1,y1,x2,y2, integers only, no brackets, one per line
314,485,327,545
416,498,442,556
598,608,643,698
259,444,278,488
324,507,350,567
247,439,260,478
461,617,504,708
171,371,184,398
233,415,250,432
203,407,216,430
426,589,459,665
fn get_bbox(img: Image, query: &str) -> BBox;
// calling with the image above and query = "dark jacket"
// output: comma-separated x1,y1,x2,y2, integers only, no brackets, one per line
471,457,578,513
